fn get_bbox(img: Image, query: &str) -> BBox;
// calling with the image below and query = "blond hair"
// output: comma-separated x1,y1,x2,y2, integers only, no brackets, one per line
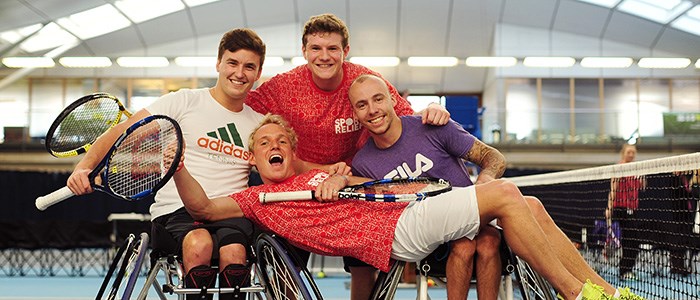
248,114,298,152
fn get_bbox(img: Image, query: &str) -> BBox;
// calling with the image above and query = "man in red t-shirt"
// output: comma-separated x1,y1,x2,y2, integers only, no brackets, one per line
170,114,629,300
245,14,450,298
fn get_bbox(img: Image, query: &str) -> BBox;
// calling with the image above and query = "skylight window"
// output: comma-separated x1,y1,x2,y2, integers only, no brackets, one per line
617,0,692,23
671,5,700,36
0,23,43,44
183,0,222,7
576,0,622,8
56,4,131,40
20,23,78,53
114,0,185,23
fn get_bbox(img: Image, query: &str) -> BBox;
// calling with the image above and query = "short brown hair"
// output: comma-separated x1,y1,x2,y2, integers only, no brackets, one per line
218,28,266,67
302,13,349,48
248,114,299,152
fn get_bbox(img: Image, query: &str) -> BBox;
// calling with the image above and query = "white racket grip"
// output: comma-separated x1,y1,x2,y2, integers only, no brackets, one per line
259,191,313,203
36,186,75,211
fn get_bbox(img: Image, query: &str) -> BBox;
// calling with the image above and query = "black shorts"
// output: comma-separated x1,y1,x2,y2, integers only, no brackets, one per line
151,207,255,257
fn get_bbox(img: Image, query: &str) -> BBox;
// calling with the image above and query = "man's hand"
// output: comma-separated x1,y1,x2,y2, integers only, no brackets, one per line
326,162,352,176
420,103,450,125
314,174,349,202
163,140,185,172
67,168,95,195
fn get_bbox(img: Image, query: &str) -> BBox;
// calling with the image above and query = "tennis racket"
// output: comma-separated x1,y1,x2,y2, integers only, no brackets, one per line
36,115,183,211
45,93,132,158
259,177,452,203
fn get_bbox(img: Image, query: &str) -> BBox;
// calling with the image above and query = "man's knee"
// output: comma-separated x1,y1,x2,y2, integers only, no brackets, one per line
475,227,501,257
525,196,551,223
183,229,214,255
450,238,477,262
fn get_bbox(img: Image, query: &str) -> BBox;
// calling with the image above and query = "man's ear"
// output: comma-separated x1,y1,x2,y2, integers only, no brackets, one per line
249,153,257,166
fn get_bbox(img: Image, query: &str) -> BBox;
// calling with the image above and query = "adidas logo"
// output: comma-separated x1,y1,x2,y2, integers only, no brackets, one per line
197,123,251,160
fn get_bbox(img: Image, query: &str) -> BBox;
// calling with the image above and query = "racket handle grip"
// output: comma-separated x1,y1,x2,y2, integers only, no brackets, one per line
36,186,75,211
259,191,314,203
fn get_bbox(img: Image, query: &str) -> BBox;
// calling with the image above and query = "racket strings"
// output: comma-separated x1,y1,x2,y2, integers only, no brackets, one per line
353,181,430,195
50,97,122,152
108,119,178,197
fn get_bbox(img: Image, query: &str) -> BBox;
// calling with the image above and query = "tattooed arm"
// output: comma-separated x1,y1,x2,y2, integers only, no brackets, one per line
463,139,506,184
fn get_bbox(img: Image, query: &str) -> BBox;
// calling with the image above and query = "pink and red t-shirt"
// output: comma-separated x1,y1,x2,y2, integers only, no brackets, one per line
246,62,414,165
231,170,409,272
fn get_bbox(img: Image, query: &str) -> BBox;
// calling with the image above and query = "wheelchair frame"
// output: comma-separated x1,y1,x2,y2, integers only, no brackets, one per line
98,232,324,300
366,242,556,300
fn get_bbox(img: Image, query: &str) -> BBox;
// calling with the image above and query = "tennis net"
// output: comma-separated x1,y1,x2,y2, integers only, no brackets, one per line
509,152,700,299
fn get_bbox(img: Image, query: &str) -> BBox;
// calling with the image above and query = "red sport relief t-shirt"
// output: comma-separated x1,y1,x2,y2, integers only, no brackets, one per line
232,170,409,272
246,62,414,164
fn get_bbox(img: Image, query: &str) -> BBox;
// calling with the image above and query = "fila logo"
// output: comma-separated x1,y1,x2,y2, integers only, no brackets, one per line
384,153,434,179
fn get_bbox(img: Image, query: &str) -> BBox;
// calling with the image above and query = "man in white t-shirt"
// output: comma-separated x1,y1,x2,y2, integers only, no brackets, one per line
66,28,266,300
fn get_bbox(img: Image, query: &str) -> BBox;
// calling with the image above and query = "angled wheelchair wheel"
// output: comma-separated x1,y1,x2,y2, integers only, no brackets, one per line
255,233,319,300
120,232,149,300
512,254,556,300
368,260,405,300
96,233,135,300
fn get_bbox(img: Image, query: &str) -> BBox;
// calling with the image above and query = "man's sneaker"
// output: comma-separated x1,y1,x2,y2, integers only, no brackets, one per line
617,287,645,300
581,279,613,300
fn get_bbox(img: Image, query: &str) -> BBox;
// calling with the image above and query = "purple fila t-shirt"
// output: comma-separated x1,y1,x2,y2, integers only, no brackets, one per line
352,116,476,187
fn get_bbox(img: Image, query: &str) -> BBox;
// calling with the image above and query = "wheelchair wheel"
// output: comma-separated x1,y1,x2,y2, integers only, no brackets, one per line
368,260,405,300
511,254,556,300
120,232,149,300
255,233,316,300
96,233,135,300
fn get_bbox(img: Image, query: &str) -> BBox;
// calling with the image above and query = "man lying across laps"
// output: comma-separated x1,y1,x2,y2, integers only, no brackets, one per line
170,114,641,300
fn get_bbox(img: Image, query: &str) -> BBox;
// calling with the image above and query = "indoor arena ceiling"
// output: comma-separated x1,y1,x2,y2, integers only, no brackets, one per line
1,0,700,93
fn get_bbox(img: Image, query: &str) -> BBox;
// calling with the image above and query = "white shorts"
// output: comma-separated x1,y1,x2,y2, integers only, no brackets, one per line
390,186,481,262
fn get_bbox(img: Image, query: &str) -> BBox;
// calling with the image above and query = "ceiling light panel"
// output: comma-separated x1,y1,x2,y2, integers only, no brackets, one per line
580,57,633,68
617,0,693,24
174,56,216,67
59,57,112,68
2,57,55,68
465,57,517,67
117,57,170,67
523,57,576,68
264,57,285,67
114,0,185,23
291,57,307,66
407,57,458,67
349,57,401,67
638,57,691,68
56,4,131,39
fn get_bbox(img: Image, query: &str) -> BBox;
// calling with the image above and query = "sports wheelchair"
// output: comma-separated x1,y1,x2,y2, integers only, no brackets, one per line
97,230,324,300
366,237,557,300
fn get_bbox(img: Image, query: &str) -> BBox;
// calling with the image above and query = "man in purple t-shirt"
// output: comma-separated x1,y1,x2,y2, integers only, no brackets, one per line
349,76,506,299
348,74,621,299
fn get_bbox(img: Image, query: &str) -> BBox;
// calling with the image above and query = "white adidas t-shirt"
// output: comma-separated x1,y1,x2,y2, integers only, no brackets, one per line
146,88,264,219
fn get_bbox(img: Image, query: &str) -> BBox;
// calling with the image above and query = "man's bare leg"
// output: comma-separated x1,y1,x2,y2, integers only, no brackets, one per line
475,180,583,299
446,238,475,299
525,196,616,295
182,228,214,272
475,226,502,300
349,266,378,300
